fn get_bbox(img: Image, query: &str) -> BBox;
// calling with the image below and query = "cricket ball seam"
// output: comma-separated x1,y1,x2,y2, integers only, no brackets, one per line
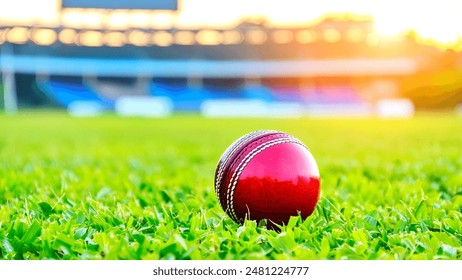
214,130,274,198
224,136,294,211
226,137,307,222
219,131,284,209
215,130,271,197
227,137,298,222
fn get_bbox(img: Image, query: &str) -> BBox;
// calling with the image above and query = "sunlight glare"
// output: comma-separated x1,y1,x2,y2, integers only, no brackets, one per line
0,0,461,47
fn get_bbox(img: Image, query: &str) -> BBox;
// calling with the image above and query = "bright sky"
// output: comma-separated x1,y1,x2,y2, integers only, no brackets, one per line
1,0,462,44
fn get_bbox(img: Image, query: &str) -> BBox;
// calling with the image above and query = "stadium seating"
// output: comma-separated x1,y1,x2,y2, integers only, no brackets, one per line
149,78,367,114
203,84,244,100
272,85,362,105
150,77,285,111
299,86,361,104
271,86,305,103
37,78,115,109
150,82,211,111
270,85,371,116
150,81,280,112
36,74,367,116
242,84,275,102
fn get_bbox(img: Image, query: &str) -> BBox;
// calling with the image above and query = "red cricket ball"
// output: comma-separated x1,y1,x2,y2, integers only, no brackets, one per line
214,130,320,227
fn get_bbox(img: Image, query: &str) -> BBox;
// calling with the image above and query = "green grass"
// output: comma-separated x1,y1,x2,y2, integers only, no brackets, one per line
0,112,461,260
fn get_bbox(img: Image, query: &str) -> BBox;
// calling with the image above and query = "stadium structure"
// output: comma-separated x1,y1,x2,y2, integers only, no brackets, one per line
0,1,461,116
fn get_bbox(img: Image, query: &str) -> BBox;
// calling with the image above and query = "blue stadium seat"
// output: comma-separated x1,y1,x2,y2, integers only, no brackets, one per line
271,85,363,105
148,81,363,112
150,82,212,111
151,81,278,111
310,86,361,104
37,79,115,109
242,85,275,102
204,85,243,99
271,86,305,103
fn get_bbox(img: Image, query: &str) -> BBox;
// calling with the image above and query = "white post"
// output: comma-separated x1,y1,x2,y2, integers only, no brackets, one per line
1,44,18,114
3,71,18,114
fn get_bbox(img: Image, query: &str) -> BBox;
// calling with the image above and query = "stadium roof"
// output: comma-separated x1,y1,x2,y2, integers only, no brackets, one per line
0,55,417,77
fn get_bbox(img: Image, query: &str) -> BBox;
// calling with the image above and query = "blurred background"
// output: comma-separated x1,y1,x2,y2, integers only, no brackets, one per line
1,0,461,117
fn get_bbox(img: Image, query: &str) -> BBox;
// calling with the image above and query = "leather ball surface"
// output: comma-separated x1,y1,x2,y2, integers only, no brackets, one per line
215,130,320,226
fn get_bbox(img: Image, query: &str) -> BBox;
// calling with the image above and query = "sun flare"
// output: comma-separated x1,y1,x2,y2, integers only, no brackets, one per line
1,0,461,48
370,0,462,47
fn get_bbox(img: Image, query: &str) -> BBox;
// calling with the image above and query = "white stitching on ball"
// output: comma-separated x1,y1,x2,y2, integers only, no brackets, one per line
215,130,268,197
226,137,307,222
215,130,277,199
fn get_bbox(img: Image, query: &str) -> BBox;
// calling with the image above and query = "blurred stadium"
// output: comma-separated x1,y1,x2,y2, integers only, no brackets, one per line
1,0,461,117
1,1,462,262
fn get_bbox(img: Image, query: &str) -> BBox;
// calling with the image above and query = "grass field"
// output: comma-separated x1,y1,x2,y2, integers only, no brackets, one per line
0,112,461,260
